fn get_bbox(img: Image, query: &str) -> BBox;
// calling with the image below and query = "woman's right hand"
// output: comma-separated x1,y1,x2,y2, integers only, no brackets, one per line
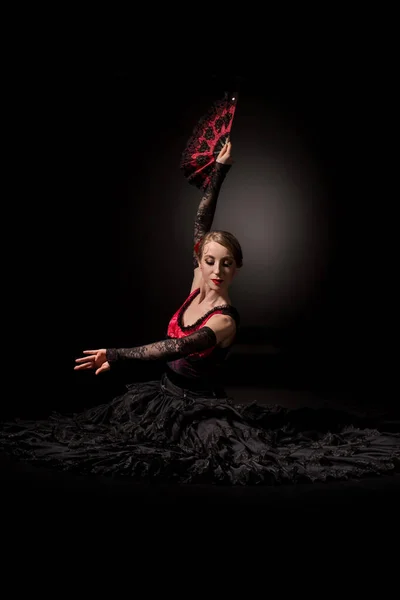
216,140,233,165
74,349,110,375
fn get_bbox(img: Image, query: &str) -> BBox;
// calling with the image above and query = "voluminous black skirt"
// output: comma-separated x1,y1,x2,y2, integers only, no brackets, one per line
1,372,399,485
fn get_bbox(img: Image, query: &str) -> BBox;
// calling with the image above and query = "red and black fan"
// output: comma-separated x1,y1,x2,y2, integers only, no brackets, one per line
180,91,238,190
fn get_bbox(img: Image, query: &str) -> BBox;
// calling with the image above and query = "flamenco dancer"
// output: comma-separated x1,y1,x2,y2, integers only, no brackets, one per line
1,93,399,485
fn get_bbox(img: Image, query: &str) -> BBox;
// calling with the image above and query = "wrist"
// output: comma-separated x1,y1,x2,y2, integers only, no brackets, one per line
215,162,232,173
106,348,118,363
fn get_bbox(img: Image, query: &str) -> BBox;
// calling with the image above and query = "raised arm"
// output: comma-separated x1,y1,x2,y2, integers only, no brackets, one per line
193,141,233,268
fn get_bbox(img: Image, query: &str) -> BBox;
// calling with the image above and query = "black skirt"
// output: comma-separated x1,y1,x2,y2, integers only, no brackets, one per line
1,372,399,485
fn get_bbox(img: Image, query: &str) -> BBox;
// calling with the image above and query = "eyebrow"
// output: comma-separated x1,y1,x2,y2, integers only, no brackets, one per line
204,254,233,260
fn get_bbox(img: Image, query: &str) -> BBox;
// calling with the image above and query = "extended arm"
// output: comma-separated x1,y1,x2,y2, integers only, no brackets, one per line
106,327,216,363
74,315,236,375
74,327,218,375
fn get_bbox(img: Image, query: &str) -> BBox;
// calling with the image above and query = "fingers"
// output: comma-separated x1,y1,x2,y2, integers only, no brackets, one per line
217,140,231,158
74,360,109,373
74,349,108,374
74,362,94,371
219,144,227,156
75,352,96,370
95,362,110,376
222,141,232,153
75,355,96,364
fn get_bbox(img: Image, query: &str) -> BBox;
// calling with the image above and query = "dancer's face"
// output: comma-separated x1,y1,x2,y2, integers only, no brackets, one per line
200,241,237,290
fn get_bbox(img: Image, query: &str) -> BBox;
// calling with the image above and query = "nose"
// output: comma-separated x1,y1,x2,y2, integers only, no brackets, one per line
212,262,224,278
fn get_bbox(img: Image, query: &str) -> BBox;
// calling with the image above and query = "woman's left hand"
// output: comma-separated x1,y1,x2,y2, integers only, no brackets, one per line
216,140,233,165
74,349,110,375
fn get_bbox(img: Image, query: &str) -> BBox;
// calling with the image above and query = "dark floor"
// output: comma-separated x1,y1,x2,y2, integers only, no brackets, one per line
2,384,400,519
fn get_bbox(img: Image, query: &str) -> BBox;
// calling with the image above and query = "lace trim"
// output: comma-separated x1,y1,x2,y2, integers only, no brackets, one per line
178,288,237,331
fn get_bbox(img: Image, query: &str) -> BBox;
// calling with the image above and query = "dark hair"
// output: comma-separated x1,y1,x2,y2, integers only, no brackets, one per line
197,231,243,268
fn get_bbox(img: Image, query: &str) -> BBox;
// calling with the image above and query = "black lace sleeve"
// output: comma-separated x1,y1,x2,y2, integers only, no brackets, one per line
193,162,231,267
106,327,217,364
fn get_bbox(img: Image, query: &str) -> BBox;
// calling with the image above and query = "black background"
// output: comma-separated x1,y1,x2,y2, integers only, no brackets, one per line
5,40,395,418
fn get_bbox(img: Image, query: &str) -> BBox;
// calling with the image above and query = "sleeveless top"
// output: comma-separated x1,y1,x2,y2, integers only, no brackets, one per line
166,288,240,387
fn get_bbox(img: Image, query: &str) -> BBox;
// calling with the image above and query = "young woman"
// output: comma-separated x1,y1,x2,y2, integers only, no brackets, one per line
74,141,241,398
2,142,400,485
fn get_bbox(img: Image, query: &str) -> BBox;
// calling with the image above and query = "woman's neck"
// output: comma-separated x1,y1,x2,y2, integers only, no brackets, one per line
198,283,230,306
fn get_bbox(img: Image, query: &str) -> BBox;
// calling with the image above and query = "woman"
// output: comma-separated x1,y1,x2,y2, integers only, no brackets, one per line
75,141,241,397
2,142,400,485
